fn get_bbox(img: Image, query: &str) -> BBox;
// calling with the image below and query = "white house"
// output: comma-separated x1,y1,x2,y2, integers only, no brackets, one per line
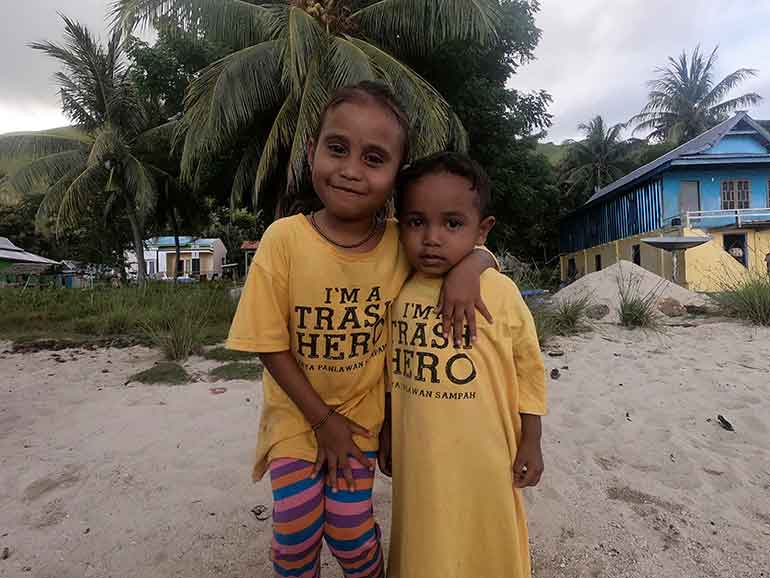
125,237,227,280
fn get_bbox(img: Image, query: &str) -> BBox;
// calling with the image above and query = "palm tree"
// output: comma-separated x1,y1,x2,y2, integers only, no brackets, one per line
561,116,632,202
632,46,762,144
112,0,501,214
0,16,178,286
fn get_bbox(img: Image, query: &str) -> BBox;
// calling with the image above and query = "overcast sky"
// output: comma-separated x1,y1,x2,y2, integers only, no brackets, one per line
2,0,770,142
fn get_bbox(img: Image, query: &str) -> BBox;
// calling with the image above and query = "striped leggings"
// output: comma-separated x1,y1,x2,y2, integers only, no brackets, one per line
269,453,384,578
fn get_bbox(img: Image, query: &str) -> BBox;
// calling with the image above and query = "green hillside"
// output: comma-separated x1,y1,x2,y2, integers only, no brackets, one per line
0,126,86,204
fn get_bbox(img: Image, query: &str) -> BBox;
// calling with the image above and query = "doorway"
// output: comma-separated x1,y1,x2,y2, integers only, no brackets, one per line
679,181,701,215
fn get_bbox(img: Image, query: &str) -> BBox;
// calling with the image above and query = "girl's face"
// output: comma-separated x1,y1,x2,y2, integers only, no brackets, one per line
308,99,405,222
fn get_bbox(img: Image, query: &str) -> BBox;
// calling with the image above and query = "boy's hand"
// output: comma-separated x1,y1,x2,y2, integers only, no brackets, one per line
438,250,495,348
377,419,392,477
513,437,544,488
312,412,374,492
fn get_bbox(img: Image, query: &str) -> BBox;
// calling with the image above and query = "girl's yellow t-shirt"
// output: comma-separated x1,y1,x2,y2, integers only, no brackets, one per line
387,270,547,578
226,214,409,480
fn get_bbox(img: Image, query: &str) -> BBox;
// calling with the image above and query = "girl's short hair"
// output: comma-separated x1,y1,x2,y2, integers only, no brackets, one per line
315,81,411,164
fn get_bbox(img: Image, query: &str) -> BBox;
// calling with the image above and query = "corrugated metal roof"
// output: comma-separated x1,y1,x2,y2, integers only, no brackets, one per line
585,112,770,205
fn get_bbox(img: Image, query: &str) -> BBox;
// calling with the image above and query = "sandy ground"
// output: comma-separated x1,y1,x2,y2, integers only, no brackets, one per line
1,319,769,578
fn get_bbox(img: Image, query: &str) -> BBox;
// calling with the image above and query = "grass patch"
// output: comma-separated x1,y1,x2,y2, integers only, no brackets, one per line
209,362,263,381
713,270,770,326
203,346,258,362
527,293,594,346
130,362,191,385
0,283,237,351
617,270,662,330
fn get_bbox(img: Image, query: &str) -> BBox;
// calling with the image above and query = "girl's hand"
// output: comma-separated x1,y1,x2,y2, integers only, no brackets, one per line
438,250,495,348
312,412,374,492
513,437,544,488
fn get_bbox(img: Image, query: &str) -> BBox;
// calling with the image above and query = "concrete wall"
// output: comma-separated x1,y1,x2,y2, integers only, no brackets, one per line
560,228,678,285
561,225,770,292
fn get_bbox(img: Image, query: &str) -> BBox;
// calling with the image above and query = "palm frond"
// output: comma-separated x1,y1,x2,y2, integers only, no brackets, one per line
283,7,324,98
133,119,181,156
35,165,85,232
111,0,281,49
254,97,298,205
701,68,760,109
708,93,763,118
328,36,375,89
124,154,158,218
287,54,328,192
10,150,88,194
87,124,127,167
231,140,261,211
182,40,285,167
351,38,453,158
56,164,108,231
0,133,89,160
352,0,500,56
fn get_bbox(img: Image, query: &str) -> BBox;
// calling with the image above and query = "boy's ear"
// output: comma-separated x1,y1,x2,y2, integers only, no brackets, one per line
477,216,495,245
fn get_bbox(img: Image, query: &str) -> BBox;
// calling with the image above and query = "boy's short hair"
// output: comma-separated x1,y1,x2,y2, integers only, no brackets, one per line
396,152,492,217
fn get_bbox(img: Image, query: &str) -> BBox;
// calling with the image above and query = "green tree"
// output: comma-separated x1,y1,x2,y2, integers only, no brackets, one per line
403,0,557,260
128,16,230,122
113,0,502,215
560,116,634,206
632,46,762,144
0,16,179,286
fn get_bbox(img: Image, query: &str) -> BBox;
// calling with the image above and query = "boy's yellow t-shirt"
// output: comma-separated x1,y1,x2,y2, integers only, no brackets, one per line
226,214,410,480
387,270,547,578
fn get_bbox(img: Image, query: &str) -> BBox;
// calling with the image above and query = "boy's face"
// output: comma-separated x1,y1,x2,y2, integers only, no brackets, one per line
399,171,495,277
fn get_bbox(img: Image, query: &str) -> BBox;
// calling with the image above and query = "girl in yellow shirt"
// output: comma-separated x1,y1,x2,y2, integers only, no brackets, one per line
227,82,496,578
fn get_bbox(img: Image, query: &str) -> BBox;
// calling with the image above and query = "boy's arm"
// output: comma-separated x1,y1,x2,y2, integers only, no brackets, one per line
508,282,547,488
513,414,543,487
438,248,498,347
260,351,374,492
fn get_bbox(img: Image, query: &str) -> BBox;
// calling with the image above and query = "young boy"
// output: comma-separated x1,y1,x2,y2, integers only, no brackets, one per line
381,152,547,578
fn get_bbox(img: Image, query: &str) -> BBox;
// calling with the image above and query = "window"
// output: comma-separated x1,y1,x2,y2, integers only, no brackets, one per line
595,254,602,271
632,244,641,266
147,261,156,276
721,180,750,210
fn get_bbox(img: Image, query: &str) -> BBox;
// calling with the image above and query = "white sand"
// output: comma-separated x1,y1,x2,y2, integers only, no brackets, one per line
555,261,710,317
1,322,769,577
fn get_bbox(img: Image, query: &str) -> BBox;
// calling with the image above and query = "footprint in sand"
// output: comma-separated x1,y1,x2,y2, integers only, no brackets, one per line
23,464,82,502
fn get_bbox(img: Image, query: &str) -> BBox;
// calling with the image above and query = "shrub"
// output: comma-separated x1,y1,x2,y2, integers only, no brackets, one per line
617,270,662,330
713,270,770,326
203,347,258,362
526,293,594,346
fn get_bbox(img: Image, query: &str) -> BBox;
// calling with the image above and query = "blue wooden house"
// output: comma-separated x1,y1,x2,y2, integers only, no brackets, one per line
559,112,770,291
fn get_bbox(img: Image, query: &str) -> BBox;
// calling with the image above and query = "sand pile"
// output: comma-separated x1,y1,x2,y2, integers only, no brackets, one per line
555,260,709,318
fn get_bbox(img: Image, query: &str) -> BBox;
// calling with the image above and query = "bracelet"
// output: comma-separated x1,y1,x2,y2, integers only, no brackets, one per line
312,408,336,431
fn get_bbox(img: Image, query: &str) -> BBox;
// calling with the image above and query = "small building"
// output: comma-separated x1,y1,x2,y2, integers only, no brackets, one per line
560,112,770,291
0,237,60,286
241,240,260,273
125,237,227,280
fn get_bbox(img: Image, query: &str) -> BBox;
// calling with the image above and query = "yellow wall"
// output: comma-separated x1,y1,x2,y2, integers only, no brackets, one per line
561,229,676,284
561,226,770,292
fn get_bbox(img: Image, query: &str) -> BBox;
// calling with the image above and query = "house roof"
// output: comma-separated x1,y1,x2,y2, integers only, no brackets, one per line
145,236,218,249
240,241,260,250
0,237,60,266
586,112,770,205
